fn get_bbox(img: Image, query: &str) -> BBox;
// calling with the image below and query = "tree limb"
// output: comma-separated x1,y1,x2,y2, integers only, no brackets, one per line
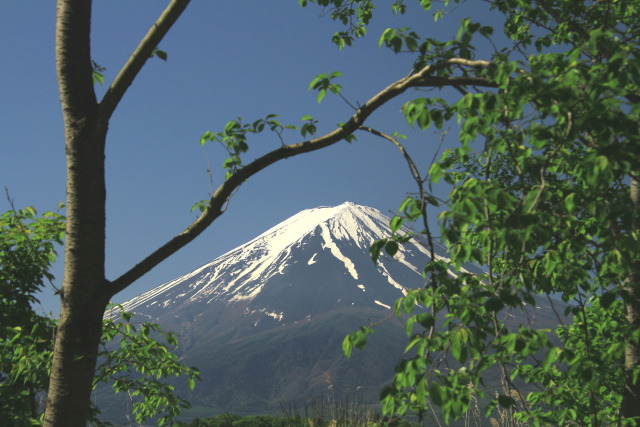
107,59,497,297
56,0,97,124
99,0,191,121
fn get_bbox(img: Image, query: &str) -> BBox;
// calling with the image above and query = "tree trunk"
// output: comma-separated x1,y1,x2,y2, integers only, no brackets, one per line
622,173,640,421
44,296,108,427
43,1,110,426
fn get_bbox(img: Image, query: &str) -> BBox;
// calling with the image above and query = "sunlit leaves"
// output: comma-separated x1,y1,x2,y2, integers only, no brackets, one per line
308,71,343,103
342,326,373,358
379,27,420,53
389,215,404,233
402,98,450,130
0,206,65,327
188,199,207,215
97,305,201,426
299,0,374,48
300,114,318,137
1,206,199,425
0,320,54,426
391,1,407,15
91,60,106,85
200,114,299,180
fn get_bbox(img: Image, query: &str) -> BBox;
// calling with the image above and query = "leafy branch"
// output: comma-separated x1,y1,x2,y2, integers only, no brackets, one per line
108,57,498,297
94,306,200,426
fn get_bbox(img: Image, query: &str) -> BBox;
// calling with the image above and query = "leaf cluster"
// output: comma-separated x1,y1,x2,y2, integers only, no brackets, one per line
0,205,64,425
0,207,199,426
298,0,375,48
199,114,323,183
96,306,201,426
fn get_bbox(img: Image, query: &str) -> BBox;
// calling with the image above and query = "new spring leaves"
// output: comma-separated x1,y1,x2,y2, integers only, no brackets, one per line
197,71,348,185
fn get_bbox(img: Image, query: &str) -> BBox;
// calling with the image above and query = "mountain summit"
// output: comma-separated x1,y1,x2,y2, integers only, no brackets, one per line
113,202,446,414
120,202,444,324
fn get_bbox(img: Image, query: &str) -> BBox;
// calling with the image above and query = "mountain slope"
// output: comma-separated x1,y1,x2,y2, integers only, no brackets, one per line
109,202,468,415
119,202,440,320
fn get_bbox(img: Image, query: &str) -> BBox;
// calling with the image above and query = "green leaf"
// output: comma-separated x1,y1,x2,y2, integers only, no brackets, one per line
370,239,386,263
498,394,516,408
190,200,208,213
484,297,504,312
153,48,168,61
600,291,617,309
450,333,462,362
390,215,404,232
429,382,443,406
543,347,561,370
385,240,399,257
564,193,576,213
344,133,357,143
93,71,104,85
415,313,435,329
342,335,354,358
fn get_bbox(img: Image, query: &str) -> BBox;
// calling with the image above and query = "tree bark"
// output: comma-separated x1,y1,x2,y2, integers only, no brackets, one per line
44,1,110,426
622,173,640,422
44,1,194,425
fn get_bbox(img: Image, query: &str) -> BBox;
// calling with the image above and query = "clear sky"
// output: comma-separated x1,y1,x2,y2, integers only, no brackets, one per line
1,2,498,316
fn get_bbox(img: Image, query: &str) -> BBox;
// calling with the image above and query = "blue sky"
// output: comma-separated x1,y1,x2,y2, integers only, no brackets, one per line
1,2,498,315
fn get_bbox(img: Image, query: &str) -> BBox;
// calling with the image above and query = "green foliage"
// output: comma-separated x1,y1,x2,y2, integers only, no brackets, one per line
0,204,64,426
304,0,640,425
0,321,55,426
199,115,299,180
0,205,65,320
153,48,168,61
299,0,374,48
342,326,374,358
0,206,199,426
96,305,201,426
308,71,342,103
91,60,106,85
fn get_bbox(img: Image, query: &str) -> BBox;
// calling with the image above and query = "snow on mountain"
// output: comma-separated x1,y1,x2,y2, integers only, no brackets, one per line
115,201,448,324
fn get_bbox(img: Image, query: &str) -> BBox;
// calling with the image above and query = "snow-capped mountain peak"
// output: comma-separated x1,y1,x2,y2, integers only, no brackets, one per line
242,202,385,254
116,202,439,323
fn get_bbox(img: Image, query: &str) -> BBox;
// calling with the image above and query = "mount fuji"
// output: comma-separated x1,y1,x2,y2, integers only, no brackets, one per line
108,202,470,415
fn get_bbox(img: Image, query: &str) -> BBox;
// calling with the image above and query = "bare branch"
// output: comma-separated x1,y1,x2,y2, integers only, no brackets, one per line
99,0,191,120
357,126,438,309
108,59,497,297
359,126,423,188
